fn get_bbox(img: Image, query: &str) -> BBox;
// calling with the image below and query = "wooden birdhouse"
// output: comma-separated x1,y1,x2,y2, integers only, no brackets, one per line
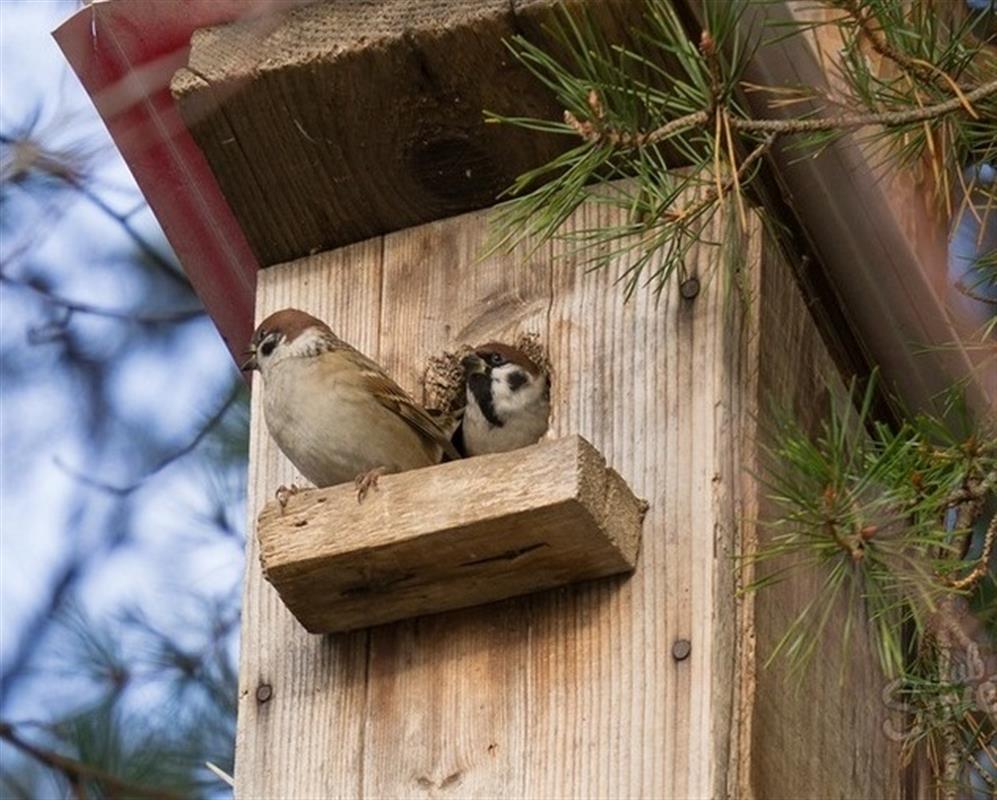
57,1,990,797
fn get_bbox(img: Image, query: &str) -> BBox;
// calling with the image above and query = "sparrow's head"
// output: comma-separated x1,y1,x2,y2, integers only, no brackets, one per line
242,308,336,374
461,342,549,427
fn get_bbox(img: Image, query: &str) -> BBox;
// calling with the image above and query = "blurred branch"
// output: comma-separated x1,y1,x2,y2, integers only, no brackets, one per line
71,181,190,290
0,556,84,708
0,270,205,325
0,720,184,800
55,382,242,496
0,131,189,289
664,132,776,223
955,279,997,306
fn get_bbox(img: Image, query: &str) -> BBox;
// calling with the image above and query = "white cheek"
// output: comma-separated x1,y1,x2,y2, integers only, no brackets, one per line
259,329,327,377
491,372,543,414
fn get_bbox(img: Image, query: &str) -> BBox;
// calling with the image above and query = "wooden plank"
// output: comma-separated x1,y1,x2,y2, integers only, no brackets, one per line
257,435,645,633
515,192,754,800
170,0,644,267
238,186,903,797
357,207,560,800
735,231,905,800
235,237,383,797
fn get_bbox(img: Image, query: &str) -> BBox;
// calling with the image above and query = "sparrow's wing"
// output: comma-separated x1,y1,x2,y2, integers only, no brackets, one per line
368,374,462,460
343,348,462,460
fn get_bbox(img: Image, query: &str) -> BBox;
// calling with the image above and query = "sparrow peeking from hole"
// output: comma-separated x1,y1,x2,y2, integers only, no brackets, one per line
243,308,459,503
456,342,550,457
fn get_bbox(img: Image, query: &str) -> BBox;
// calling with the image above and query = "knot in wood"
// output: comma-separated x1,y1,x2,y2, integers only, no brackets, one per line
406,132,500,210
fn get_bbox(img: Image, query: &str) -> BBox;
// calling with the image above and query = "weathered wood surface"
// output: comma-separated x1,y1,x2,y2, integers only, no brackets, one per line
736,236,905,800
171,0,641,267
238,188,902,798
258,435,645,633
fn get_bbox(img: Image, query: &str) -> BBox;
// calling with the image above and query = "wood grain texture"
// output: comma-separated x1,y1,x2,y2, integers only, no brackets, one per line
171,0,642,266
238,186,902,798
257,435,644,633
236,238,383,798
740,234,905,800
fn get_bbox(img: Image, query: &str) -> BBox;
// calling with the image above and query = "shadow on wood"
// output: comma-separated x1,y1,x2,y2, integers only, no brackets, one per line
258,435,646,633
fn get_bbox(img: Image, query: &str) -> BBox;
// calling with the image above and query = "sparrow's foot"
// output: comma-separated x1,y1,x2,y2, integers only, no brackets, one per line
354,467,387,504
275,483,300,511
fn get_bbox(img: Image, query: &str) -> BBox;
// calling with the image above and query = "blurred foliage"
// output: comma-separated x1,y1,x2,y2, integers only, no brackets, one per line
0,6,247,796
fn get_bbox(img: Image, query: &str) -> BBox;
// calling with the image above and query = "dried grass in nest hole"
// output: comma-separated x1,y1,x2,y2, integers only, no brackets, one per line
422,332,551,414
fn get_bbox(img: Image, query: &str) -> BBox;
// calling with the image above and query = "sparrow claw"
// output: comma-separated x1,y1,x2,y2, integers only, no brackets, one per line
275,483,300,511
354,467,387,504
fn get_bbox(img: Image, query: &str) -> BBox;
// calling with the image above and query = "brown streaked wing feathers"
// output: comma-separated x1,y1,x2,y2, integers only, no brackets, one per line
343,348,461,460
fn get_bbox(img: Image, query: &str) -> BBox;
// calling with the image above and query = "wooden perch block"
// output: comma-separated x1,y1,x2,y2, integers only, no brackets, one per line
258,435,645,633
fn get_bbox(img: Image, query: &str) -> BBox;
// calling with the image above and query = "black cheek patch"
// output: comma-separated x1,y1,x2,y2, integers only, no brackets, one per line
507,370,528,392
467,373,502,428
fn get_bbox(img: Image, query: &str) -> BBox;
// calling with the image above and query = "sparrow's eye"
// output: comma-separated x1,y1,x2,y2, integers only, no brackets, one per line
260,337,277,357
486,352,506,367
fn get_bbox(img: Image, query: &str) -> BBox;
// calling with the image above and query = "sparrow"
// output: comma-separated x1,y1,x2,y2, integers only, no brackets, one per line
242,308,459,501
457,342,550,457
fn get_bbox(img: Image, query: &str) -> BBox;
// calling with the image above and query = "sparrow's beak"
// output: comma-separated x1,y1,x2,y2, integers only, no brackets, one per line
240,347,258,372
461,353,486,375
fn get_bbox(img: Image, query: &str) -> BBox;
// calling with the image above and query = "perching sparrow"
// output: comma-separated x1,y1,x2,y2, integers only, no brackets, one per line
243,309,459,500
457,342,550,457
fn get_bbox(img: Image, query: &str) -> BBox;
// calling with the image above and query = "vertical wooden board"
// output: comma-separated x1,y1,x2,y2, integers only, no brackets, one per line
235,239,383,798
742,236,906,800
351,192,752,798
235,186,901,799
527,201,752,799
355,210,554,799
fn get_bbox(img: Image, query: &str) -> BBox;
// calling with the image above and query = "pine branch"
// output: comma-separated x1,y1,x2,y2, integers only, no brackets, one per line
664,133,776,224
835,0,970,92
731,79,997,133
949,511,996,592
571,79,997,148
0,721,185,800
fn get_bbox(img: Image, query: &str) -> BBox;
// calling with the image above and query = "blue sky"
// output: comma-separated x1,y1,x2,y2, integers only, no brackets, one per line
0,0,246,738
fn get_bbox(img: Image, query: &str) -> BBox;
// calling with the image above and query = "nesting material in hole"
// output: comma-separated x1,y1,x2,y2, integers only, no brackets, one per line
423,331,550,414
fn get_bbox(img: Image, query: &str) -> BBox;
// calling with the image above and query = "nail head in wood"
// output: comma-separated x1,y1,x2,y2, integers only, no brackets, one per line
672,639,692,661
255,683,273,704
256,435,645,634
679,277,700,300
